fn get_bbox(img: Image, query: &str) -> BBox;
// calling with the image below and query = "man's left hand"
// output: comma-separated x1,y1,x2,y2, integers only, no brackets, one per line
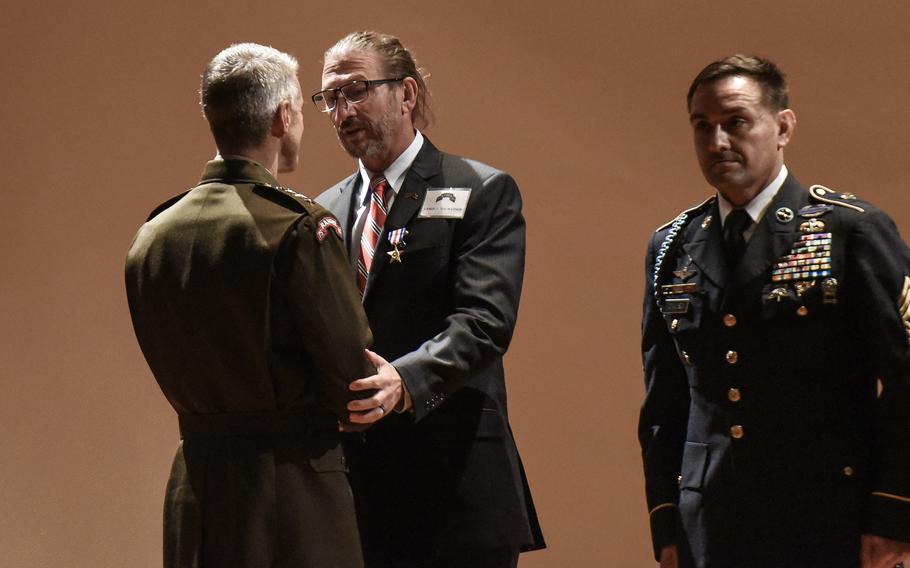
346,349,404,425
862,534,910,568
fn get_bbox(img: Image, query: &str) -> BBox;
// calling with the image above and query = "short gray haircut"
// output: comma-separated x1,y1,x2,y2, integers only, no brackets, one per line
200,43,300,151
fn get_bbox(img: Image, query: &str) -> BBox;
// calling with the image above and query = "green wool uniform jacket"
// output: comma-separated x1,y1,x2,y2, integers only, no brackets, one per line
125,158,372,568
639,173,910,568
317,138,545,566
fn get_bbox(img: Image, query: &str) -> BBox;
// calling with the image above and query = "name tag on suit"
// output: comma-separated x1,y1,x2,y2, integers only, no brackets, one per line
418,188,472,219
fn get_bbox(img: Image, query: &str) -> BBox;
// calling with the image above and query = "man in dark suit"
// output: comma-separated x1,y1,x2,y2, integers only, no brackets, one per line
312,30,545,568
639,54,910,568
125,43,373,568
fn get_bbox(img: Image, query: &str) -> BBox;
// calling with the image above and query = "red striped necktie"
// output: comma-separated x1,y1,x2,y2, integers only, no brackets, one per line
357,175,391,294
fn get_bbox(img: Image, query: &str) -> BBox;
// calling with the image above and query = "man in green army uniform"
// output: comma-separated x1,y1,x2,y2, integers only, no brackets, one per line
639,55,910,568
125,43,374,568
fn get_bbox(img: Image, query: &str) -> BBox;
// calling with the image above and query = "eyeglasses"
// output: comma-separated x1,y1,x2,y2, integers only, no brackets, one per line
311,78,404,112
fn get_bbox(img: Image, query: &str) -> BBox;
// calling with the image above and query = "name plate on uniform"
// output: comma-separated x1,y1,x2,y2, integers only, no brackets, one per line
419,188,472,219
661,298,690,315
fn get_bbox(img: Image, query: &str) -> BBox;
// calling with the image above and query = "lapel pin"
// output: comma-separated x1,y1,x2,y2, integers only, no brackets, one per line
701,215,713,230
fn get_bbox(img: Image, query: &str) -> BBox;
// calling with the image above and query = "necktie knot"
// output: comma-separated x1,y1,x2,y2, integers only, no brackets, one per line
370,175,391,210
358,175,392,295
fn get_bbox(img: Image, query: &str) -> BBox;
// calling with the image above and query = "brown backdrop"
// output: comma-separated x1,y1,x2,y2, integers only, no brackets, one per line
2,1,909,566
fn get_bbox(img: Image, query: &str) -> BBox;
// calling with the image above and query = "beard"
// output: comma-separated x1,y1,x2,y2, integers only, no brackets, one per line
336,98,397,160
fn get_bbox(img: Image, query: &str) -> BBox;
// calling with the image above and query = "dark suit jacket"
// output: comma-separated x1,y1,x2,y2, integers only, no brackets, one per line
125,158,372,568
317,138,545,565
639,174,910,568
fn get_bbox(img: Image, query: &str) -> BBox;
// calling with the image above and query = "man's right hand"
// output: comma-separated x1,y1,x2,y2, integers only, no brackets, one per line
659,545,678,568
346,349,404,425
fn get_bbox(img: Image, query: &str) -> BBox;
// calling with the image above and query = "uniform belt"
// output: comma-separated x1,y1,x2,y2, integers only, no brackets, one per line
178,409,337,439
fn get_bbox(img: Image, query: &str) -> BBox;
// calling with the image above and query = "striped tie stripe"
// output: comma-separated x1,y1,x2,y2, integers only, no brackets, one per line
357,175,390,294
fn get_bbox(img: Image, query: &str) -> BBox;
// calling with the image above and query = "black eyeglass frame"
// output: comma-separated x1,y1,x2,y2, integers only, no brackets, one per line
311,78,405,112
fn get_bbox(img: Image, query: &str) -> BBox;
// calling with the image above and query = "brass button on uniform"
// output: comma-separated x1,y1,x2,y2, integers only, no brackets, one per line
723,314,737,327
730,425,744,439
726,350,739,364
727,388,742,402
843,466,855,477
680,351,692,365
796,306,809,317
671,318,679,331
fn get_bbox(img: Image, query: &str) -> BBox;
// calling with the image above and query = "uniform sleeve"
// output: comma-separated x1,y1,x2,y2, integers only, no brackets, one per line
845,210,910,543
638,232,690,559
279,211,374,428
391,171,524,421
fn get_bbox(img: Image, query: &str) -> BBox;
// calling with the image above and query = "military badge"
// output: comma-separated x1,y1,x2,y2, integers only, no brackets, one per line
315,216,343,242
800,218,826,233
766,286,795,303
673,256,696,282
386,228,409,263
775,207,794,223
701,215,713,230
793,280,816,297
822,278,839,305
797,204,833,218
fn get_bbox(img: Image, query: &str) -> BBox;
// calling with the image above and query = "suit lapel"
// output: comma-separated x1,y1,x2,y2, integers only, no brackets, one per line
682,202,729,290
363,138,443,299
733,175,805,287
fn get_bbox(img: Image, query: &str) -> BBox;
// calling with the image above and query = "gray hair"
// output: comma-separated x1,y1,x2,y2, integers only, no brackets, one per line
325,31,433,129
200,43,300,151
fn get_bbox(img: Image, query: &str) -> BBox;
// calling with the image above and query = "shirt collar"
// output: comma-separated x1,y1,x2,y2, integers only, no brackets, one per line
718,164,789,225
358,130,425,204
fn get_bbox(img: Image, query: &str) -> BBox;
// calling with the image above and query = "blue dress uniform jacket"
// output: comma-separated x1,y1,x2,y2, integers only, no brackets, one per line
126,158,372,568
639,174,910,568
317,138,545,567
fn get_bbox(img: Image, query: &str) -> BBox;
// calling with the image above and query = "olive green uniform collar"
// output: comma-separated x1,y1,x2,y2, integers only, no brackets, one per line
199,156,279,187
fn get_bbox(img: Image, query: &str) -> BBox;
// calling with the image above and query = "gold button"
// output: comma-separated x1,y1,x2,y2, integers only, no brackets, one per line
680,351,691,365
677,475,683,485
671,318,679,331
730,425,744,439
843,466,854,477
726,350,739,364
796,306,809,317
727,388,742,402
723,314,737,327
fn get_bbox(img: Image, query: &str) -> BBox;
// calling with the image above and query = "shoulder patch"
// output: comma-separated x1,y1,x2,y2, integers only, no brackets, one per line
147,190,190,221
808,184,865,213
655,195,716,232
315,215,343,242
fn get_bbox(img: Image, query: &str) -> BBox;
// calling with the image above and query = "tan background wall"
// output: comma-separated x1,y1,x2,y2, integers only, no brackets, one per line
2,1,908,566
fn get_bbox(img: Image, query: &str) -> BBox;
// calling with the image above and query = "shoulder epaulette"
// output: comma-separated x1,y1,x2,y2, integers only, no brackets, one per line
808,184,865,213
146,190,190,221
254,183,316,212
655,195,716,232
